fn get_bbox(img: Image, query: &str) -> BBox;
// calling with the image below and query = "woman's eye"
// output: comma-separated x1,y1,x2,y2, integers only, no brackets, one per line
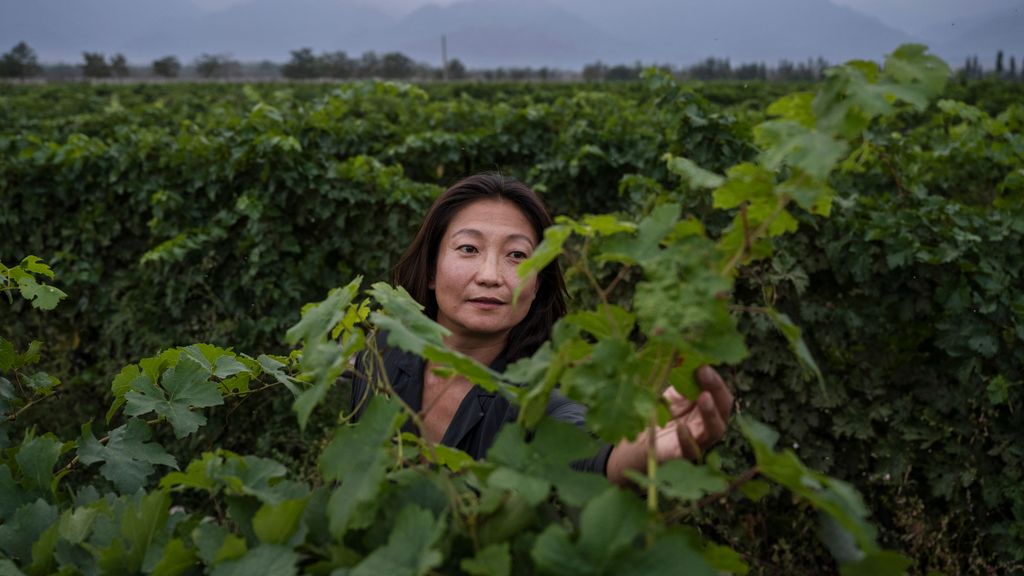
457,245,478,254
509,251,529,261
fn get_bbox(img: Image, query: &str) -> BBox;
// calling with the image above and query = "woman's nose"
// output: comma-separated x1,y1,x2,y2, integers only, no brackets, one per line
475,253,502,286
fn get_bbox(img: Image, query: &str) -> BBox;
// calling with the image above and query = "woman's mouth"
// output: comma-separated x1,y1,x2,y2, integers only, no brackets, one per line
469,297,505,308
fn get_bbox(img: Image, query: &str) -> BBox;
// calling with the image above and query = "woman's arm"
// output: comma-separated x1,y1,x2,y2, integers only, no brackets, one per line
605,366,733,486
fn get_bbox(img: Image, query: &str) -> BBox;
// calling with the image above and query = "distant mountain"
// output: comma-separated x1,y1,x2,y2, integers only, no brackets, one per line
0,0,198,61
832,0,1020,37
3,0,1017,68
552,0,913,65
372,0,637,67
921,5,1024,66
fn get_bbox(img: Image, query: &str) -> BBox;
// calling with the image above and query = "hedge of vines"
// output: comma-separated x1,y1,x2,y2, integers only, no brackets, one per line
2,46,1023,573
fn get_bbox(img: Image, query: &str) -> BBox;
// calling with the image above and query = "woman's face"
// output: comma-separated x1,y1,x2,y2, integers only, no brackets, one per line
430,198,539,343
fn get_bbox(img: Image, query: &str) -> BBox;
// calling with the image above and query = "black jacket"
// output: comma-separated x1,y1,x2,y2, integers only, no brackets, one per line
349,342,612,475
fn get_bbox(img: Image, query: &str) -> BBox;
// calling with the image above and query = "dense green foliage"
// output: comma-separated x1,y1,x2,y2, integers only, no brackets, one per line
2,47,1023,573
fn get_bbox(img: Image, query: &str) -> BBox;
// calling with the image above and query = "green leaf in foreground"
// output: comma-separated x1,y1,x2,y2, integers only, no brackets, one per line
514,224,572,303
350,505,444,576
285,278,361,345
320,395,405,537
252,498,308,545
461,543,511,576
628,459,728,502
210,545,298,576
370,282,500,392
487,418,608,507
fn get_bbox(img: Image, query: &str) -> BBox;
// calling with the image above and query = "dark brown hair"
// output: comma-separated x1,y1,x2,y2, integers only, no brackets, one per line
393,173,567,361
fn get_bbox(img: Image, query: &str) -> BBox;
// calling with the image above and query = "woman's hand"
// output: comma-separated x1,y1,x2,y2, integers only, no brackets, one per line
606,366,734,486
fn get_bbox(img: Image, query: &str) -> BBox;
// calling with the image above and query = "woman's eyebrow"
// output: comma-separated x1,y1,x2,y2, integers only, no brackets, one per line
451,228,535,247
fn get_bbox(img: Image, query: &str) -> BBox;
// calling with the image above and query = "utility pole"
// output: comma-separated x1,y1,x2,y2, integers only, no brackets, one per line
441,34,449,81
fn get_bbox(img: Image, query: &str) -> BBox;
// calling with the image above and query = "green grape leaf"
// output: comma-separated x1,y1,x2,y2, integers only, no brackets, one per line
320,396,405,537
703,544,750,575
0,560,25,576
882,44,951,110
19,256,55,280
14,434,64,492
192,523,246,564
0,465,31,520
252,498,308,546
0,499,58,562
665,154,725,189
213,356,249,379
77,419,178,494
96,490,172,574
350,505,444,576
150,538,198,576
738,416,878,553
777,171,835,216
579,214,637,236
563,304,636,340
0,338,16,372
764,309,825,392
712,163,774,210
599,203,680,264
562,338,656,443
58,507,99,545
486,419,608,507
370,282,500,392
576,488,647,568
107,364,142,423
531,524,593,576
755,120,847,181
293,330,365,431
421,443,474,473
630,459,728,502
461,543,511,576
514,223,572,302
210,545,298,576
285,278,361,345
23,371,58,394
124,355,224,438
738,480,772,502
28,521,59,575
607,530,717,576
766,92,816,127
16,276,67,310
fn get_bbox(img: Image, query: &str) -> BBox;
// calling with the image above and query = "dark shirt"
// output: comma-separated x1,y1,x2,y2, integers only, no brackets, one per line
349,342,612,475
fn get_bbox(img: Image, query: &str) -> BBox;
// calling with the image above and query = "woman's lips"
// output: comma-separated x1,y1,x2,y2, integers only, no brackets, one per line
469,297,505,309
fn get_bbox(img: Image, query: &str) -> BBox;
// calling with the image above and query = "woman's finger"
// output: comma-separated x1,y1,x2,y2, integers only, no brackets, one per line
697,365,733,420
663,385,696,417
676,417,702,461
698,391,727,447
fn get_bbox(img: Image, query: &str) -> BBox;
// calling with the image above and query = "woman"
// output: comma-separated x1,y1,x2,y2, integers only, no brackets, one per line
350,173,733,485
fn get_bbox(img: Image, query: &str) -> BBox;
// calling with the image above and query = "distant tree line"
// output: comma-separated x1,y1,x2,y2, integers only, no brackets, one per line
3,40,1024,84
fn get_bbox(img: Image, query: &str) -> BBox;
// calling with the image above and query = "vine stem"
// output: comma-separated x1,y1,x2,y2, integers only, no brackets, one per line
5,392,58,422
645,413,658,548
